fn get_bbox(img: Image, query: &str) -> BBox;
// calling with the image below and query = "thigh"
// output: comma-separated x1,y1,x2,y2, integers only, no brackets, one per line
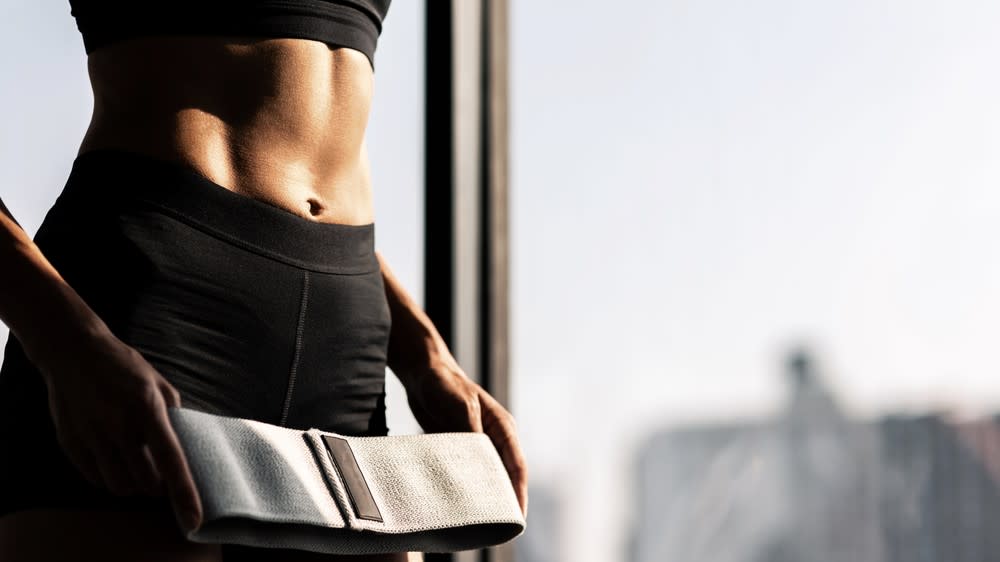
0,508,222,562
222,545,421,562
0,510,422,562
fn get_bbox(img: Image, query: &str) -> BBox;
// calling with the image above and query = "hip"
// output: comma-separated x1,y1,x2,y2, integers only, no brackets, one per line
7,147,393,434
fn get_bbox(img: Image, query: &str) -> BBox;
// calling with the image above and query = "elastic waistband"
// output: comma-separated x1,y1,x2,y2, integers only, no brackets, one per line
64,148,379,274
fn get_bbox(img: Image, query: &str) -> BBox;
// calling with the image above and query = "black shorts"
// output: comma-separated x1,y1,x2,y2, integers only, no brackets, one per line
0,148,392,518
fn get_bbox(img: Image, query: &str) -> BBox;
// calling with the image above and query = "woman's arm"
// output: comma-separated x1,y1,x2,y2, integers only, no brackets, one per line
0,197,108,367
377,249,448,390
0,197,203,532
376,250,528,517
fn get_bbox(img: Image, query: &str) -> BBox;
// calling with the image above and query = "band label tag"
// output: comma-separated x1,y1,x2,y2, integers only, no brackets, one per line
322,435,384,522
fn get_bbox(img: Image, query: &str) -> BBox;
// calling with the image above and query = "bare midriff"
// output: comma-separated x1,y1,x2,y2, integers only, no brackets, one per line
78,35,377,225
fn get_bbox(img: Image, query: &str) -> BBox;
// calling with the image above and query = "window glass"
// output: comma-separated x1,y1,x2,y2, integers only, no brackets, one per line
511,1,1000,560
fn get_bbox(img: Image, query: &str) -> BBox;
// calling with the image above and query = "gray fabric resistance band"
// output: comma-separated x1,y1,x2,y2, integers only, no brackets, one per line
167,407,526,555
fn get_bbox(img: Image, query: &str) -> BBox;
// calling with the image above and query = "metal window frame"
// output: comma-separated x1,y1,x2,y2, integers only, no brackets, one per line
424,1,513,561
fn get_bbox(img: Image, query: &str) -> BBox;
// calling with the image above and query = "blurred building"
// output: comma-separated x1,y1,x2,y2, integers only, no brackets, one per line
514,482,565,562
628,350,1000,562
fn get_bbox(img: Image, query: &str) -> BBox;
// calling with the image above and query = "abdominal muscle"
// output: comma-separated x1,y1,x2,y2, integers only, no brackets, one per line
77,35,377,225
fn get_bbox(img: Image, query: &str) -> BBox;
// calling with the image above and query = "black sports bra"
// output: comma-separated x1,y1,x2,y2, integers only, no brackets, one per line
68,0,392,70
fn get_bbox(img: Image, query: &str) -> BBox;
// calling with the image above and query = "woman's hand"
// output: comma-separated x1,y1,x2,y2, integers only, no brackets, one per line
0,196,201,533
32,324,203,534
403,353,529,518
376,250,528,517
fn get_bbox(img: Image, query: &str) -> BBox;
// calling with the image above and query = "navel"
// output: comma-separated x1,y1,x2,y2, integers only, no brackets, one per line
308,198,324,217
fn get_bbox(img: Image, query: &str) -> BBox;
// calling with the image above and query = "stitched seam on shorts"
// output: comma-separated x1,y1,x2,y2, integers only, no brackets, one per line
280,270,311,426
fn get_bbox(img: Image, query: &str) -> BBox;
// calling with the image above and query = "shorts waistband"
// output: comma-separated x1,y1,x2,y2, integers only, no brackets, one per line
65,148,379,274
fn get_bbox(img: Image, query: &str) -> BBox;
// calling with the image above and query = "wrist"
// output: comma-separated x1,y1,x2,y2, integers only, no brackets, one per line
377,250,460,387
17,290,114,385
387,322,454,387
1,233,114,381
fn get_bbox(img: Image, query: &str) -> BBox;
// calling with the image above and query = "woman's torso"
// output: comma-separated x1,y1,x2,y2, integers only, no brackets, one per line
78,35,376,225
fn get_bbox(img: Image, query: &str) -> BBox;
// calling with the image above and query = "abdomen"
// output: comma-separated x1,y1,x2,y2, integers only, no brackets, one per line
79,35,376,224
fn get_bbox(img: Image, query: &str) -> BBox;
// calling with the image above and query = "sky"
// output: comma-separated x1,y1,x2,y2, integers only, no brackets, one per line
4,1,1000,561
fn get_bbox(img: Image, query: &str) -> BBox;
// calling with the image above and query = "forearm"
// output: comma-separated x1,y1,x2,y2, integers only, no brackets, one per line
376,250,455,388
0,198,111,379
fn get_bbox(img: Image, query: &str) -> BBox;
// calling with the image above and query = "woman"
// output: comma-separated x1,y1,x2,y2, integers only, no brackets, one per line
0,1,528,560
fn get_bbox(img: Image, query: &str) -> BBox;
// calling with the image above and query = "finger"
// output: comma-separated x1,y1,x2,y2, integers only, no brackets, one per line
442,376,484,433
145,404,202,533
158,378,182,408
465,394,484,433
144,443,165,491
56,429,104,489
96,444,140,496
122,442,161,496
493,438,528,517
495,436,528,514
68,445,104,490
481,399,529,516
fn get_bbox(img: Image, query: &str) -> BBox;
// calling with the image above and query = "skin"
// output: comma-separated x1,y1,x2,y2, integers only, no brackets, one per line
0,34,527,562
